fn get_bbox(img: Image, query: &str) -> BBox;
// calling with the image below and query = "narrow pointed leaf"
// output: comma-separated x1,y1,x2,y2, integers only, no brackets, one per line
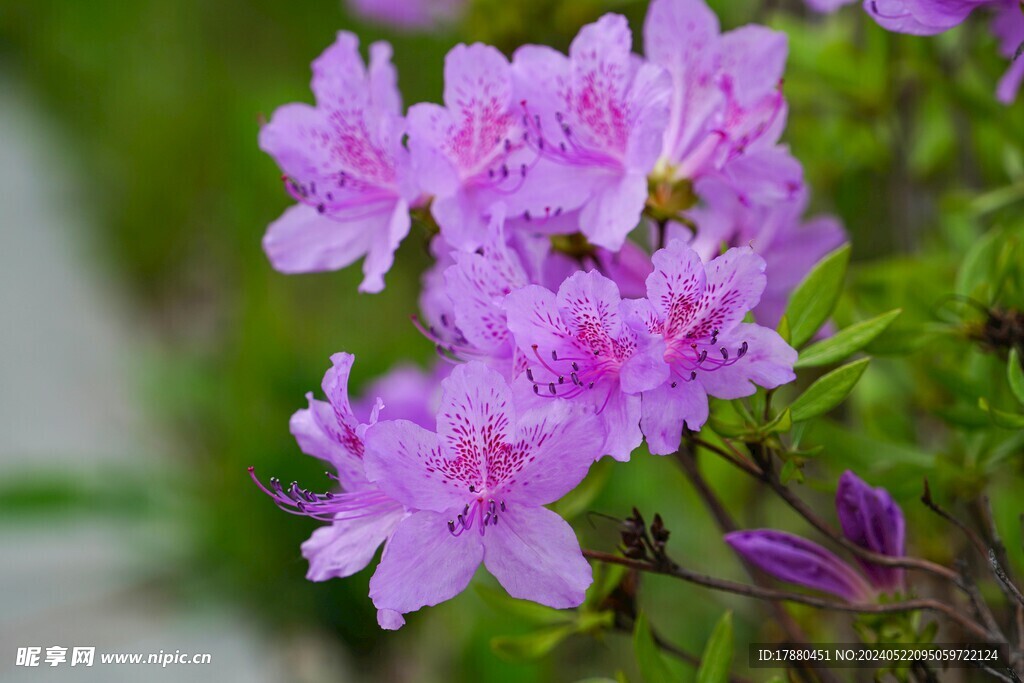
491,624,576,660
586,562,628,608
789,358,870,422
696,611,734,683
795,309,902,368
576,610,615,633
979,398,1024,429
634,612,673,683
783,245,851,348
763,408,792,434
1008,349,1024,405
777,314,791,345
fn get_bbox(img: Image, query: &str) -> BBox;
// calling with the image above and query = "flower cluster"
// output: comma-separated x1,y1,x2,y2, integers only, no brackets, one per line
259,0,844,295
726,470,906,601
252,0,842,629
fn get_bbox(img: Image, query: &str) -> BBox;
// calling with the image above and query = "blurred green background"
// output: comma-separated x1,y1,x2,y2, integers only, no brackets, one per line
1,0,1022,681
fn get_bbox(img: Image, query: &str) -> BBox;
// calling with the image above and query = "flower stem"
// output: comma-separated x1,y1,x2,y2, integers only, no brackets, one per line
581,549,995,641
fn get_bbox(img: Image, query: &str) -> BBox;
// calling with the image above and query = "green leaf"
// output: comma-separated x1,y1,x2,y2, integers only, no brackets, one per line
1008,349,1024,405
789,358,870,422
795,309,902,369
763,408,792,434
491,624,576,660
777,314,791,344
978,398,1024,429
919,620,939,645
783,245,851,348
586,562,628,608
576,610,615,633
806,420,934,471
708,415,747,438
476,584,571,625
956,229,1001,298
633,612,673,683
780,458,803,484
696,611,734,683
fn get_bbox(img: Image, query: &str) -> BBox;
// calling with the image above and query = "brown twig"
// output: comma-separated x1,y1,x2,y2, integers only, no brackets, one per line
956,557,1007,643
976,495,1024,662
991,551,1024,609
921,479,990,558
760,464,960,583
582,549,996,641
686,434,763,477
977,497,1024,671
673,447,832,683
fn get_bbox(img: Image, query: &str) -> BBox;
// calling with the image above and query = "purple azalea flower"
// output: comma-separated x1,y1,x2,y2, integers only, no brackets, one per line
504,270,669,461
408,44,537,250
249,353,406,589
992,1,1024,104
415,210,532,374
725,530,874,602
510,14,672,250
363,362,605,627
346,0,464,31
644,0,791,194
865,0,991,34
836,470,906,592
865,0,1023,102
624,240,796,455
259,32,418,292
682,176,847,328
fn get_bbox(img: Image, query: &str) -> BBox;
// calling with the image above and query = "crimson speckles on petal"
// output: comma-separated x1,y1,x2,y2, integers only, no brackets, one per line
506,270,669,460
259,33,419,292
407,44,538,250
362,362,605,625
626,240,796,455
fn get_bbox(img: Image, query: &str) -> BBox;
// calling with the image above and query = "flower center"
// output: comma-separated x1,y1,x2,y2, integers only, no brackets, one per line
664,328,750,387
447,487,507,537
